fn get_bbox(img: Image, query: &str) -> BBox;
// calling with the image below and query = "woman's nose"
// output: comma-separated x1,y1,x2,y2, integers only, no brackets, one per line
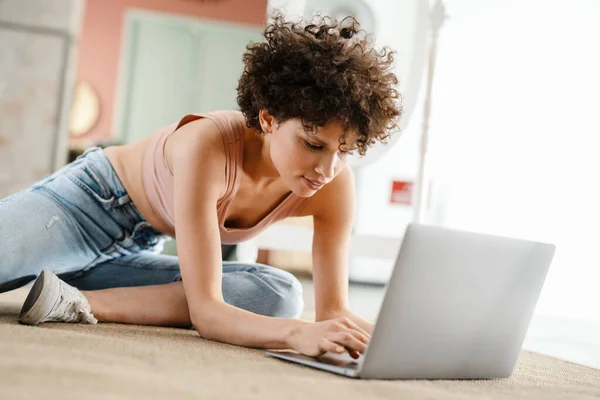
314,153,339,179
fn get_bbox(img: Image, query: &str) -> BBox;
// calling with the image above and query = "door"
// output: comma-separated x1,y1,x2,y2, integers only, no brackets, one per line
115,11,263,144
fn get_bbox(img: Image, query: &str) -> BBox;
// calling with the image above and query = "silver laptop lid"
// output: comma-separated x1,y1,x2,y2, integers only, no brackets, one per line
360,223,555,379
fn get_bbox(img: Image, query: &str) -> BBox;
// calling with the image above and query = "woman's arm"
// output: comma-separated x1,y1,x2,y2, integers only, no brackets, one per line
170,120,299,348
309,166,374,334
169,121,368,356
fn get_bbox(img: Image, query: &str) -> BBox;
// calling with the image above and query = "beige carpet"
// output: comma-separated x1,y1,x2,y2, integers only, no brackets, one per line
1,288,599,400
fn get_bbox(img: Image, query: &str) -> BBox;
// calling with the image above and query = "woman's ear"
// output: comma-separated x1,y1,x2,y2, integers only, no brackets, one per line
258,109,275,134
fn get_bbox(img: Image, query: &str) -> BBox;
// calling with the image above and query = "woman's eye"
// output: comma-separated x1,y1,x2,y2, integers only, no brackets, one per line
304,141,323,151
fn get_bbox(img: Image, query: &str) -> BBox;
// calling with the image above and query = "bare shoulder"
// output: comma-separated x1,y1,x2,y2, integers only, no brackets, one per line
166,118,225,168
165,117,228,198
302,166,356,221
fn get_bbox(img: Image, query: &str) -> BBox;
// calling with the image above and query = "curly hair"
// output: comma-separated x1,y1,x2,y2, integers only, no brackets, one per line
236,11,402,156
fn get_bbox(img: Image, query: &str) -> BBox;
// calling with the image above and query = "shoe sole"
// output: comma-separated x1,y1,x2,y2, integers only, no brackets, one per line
18,270,60,325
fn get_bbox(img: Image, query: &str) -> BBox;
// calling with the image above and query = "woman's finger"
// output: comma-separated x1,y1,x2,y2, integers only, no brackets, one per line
341,317,371,339
346,328,370,345
320,338,346,354
332,321,370,345
346,348,361,359
328,332,368,353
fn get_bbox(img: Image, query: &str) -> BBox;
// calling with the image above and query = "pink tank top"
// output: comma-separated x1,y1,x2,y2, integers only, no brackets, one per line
141,110,309,244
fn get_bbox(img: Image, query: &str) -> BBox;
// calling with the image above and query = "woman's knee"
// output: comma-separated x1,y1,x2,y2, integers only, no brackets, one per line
222,264,305,319
268,270,304,319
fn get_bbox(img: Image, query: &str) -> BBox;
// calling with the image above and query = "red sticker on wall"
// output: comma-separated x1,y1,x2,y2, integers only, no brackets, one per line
390,180,413,205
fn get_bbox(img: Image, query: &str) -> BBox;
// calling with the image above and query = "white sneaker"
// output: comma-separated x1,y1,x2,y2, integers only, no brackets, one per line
19,269,98,325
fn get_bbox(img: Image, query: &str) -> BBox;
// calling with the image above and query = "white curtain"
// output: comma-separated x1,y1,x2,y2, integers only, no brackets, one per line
427,0,600,322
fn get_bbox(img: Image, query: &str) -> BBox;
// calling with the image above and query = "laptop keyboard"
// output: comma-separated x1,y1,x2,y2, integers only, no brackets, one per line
317,354,361,370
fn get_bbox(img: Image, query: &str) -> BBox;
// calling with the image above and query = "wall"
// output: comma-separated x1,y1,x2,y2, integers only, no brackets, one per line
356,0,600,321
71,0,266,147
426,0,600,322
0,0,83,195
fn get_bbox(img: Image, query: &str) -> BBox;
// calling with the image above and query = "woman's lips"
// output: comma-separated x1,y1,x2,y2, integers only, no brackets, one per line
302,176,325,190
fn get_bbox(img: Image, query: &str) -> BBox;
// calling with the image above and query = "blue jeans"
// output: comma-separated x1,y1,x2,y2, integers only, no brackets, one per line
0,147,303,319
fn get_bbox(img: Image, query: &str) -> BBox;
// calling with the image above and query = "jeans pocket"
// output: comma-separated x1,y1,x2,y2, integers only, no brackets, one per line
66,164,115,205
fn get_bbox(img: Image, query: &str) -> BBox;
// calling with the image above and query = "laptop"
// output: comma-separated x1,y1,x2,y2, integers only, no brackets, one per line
266,223,555,379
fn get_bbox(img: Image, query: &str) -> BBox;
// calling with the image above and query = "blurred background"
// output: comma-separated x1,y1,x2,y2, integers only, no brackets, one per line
0,0,598,369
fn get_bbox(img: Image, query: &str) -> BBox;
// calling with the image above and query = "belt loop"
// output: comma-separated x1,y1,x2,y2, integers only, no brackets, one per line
76,146,99,160
116,194,130,206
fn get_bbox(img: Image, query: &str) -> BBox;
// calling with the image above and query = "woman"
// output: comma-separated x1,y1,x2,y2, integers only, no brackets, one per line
0,13,401,359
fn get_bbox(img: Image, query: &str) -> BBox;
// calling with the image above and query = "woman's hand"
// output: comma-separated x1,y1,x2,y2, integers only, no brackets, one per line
317,308,374,335
286,317,371,359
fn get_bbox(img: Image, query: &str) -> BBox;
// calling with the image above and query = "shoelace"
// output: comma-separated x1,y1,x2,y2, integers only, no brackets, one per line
48,283,98,324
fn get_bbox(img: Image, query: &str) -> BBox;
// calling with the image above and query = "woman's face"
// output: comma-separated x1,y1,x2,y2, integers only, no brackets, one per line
267,116,356,197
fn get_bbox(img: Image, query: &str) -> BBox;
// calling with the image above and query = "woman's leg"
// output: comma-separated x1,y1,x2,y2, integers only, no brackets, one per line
1,147,163,294
0,188,103,293
63,256,305,327
83,282,191,327
62,251,188,326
